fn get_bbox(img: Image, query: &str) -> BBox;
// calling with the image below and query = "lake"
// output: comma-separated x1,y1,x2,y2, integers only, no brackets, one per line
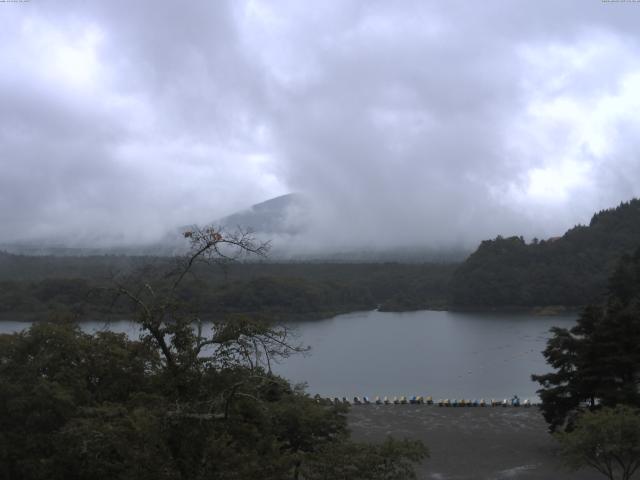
0,309,577,401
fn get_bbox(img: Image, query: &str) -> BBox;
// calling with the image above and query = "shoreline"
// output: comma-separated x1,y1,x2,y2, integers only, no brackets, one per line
446,304,583,316
0,305,583,324
349,405,600,480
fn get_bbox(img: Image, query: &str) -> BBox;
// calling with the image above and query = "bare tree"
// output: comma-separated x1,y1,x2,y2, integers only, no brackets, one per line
112,226,305,376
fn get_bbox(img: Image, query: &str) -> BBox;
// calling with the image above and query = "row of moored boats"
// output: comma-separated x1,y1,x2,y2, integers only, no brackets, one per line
316,395,534,407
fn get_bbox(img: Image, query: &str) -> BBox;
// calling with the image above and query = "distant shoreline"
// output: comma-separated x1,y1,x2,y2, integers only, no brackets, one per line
446,304,583,316
0,304,583,325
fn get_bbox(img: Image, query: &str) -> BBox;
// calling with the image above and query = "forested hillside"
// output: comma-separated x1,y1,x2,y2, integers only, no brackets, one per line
533,246,640,431
451,199,640,307
0,254,455,321
8,198,640,316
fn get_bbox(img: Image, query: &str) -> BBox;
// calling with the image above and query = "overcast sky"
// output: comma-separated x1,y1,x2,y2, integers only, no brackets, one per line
2,0,640,249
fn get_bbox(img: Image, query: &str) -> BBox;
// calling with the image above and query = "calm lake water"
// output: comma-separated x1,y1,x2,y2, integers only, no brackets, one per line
275,310,578,400
0,309,577,400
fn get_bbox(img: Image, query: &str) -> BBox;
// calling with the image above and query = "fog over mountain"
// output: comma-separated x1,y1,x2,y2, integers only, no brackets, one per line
209,194,467,260
2,1,640,252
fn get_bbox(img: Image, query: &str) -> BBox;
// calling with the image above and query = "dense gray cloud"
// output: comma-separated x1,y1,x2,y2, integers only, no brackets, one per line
1,0,640,249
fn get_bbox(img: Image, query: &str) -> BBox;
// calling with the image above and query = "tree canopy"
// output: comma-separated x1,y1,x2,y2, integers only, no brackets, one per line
532,247,640,431
0,252,455,321
556,405,640,480
0,226,427,479
451,199,640,308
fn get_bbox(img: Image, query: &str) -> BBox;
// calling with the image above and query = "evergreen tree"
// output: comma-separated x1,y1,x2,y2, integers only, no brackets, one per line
452,198,640,308
533,248,640,431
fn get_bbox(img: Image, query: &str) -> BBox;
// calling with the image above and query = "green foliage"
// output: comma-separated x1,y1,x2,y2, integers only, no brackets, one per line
0,256,456,320
556,406,640,480
0,229,427,479
451,199,640,307
0,251,154,281
0,319,423,479
195,275,376,319
533,247,640,431
0,322,162,479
